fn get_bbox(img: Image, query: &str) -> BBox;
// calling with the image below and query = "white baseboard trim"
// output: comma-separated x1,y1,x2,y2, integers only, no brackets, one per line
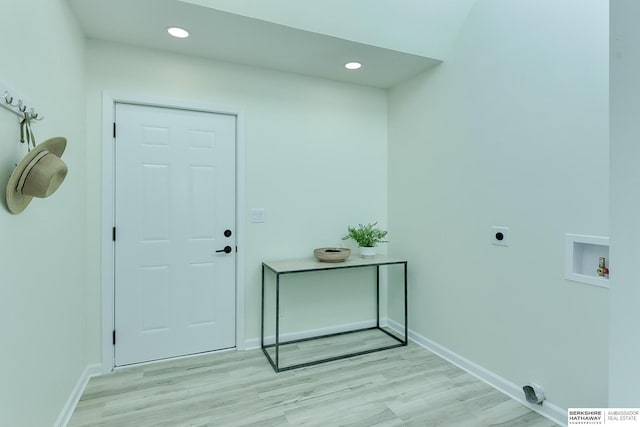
387,319,566,427
55,363,102,427
244,319,381,350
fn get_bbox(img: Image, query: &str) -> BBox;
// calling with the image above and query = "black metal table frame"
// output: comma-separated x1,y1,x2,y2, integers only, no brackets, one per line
261,259,408,372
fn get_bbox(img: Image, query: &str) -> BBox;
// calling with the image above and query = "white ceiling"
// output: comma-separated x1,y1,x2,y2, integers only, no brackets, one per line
68,0,474,88
179,0,477,59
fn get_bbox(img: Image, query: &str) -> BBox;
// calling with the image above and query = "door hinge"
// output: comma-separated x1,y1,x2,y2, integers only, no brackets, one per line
112,330,116,345
113,122,116,138
112,227,116,241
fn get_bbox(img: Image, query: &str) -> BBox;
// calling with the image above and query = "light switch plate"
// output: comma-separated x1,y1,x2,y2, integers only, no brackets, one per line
251,208,265,223
491,226,510,246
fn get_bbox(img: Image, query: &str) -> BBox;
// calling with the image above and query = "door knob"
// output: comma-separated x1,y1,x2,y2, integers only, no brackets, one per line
216,246,233,254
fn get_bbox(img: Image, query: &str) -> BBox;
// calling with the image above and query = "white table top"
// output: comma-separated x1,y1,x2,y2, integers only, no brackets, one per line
263,255,407,274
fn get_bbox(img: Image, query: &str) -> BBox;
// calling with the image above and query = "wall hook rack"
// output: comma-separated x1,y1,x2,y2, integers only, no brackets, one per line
0,80,44,121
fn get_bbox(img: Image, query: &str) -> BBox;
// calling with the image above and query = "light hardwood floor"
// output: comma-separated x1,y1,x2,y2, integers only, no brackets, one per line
69,340,558,427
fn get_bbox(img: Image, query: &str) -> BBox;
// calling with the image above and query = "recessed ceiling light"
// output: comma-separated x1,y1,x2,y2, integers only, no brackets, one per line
345,62,362,70
167,27,189,38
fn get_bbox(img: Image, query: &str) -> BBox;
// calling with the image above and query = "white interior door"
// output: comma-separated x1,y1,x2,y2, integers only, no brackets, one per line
114,103,236,366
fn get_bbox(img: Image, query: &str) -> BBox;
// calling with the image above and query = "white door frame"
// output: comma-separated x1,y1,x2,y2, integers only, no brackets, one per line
100,91,246,372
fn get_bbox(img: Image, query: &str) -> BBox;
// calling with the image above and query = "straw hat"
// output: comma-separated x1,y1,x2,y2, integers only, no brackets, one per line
6,137,68,214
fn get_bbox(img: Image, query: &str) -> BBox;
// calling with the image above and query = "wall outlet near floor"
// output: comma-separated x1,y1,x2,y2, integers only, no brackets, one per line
491,226,510,246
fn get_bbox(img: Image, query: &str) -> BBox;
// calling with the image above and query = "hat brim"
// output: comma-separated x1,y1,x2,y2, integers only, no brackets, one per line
6,137,67,214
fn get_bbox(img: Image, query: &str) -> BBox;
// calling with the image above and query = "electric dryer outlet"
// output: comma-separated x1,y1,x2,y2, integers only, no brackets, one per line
491,226,510,246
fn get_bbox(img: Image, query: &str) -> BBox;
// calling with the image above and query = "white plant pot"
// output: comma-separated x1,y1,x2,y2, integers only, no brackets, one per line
359,246,376,258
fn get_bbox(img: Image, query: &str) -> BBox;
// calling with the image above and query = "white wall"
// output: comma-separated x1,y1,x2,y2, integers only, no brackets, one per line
388,0,609,410
609,0,640,407
0,1,87,426
84,40,388,360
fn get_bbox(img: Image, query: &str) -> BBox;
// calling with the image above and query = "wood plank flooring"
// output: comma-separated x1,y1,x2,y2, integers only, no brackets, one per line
263,328,404,370
69,342,558,426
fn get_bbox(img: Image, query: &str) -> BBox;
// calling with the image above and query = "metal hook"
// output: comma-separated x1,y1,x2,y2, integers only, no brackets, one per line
25,110,43,121
0,84,44,121
3,91,13,104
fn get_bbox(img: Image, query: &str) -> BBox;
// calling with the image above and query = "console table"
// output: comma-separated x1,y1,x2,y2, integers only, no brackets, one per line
261,256,408,372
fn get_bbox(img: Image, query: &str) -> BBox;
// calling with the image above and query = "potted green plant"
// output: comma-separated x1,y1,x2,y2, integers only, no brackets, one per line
342,222,388,258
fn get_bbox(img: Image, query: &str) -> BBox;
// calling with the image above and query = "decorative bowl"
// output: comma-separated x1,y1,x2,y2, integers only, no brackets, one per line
313,247,351,263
